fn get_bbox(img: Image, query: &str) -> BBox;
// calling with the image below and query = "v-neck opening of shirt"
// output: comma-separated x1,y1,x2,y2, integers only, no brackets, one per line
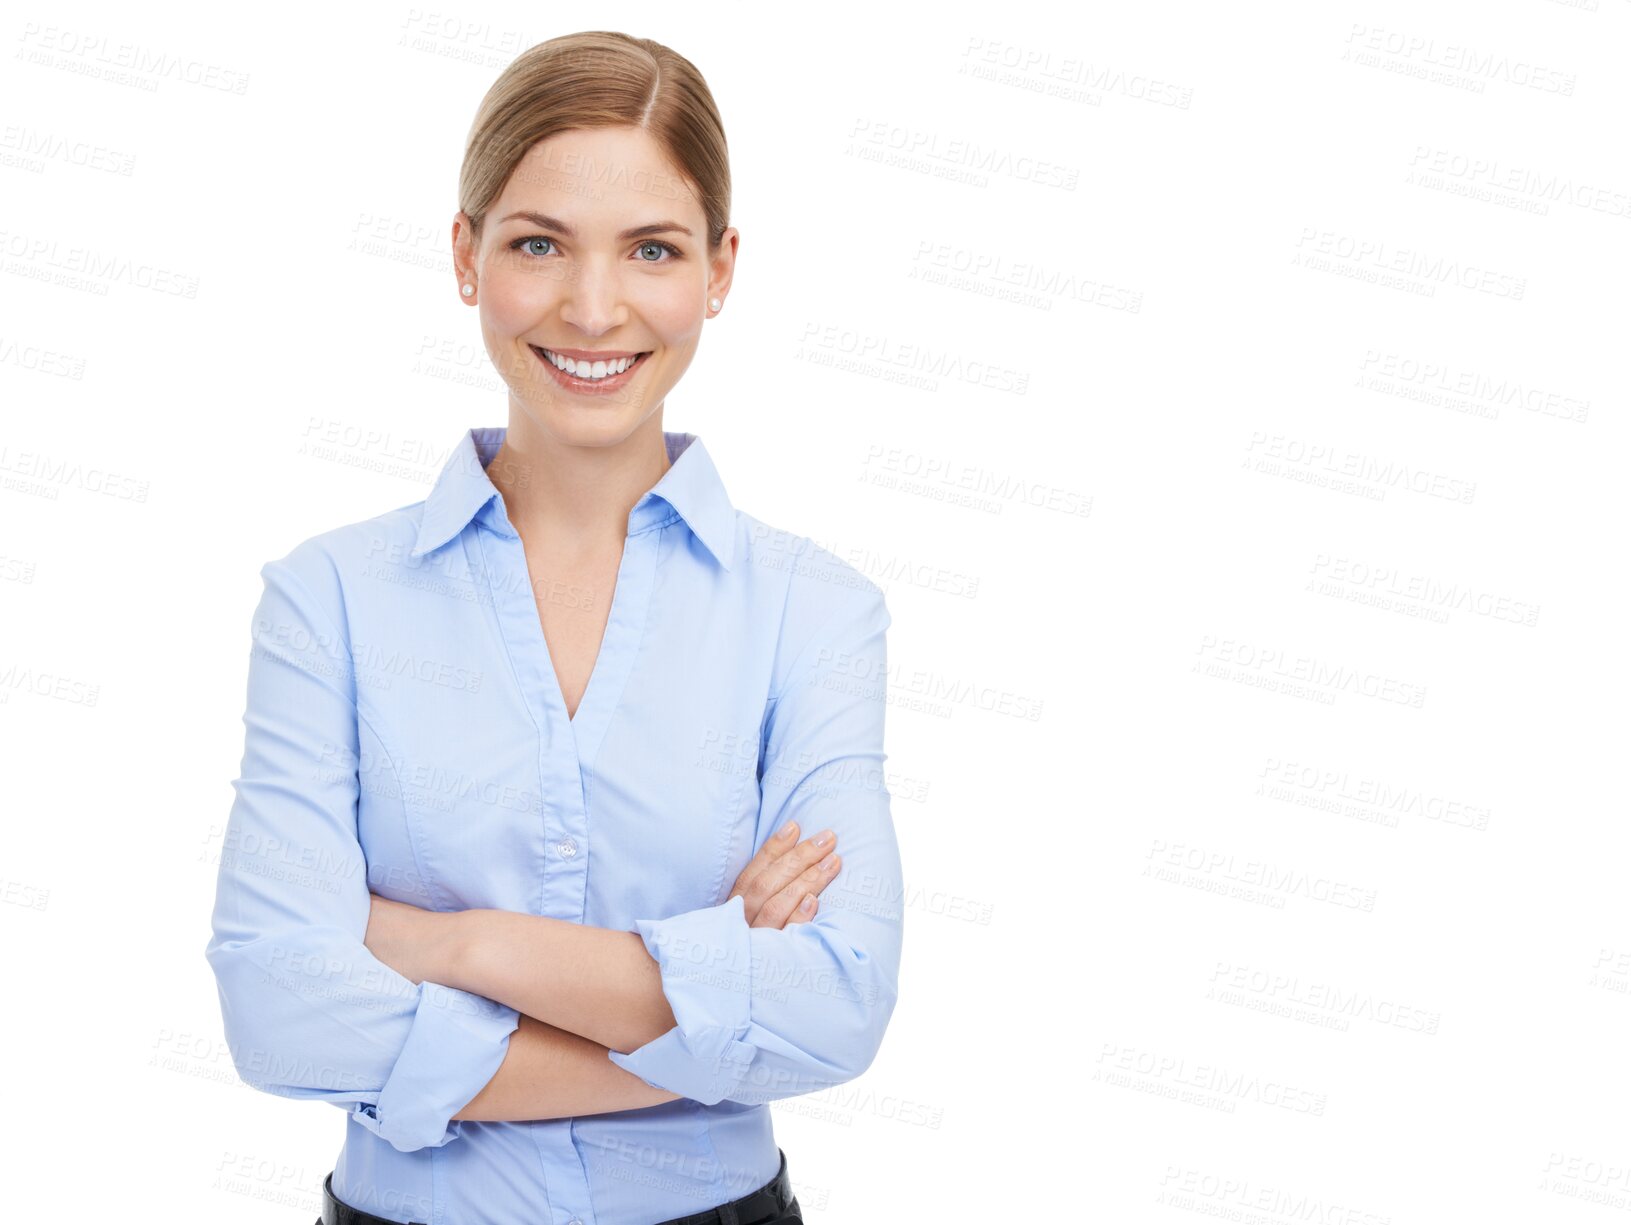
527,539,625,730
472,518,664,770
525,518,683,729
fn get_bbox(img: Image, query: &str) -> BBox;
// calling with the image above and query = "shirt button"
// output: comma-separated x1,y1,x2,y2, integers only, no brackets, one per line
566,1218,583,1225
557,837,577,858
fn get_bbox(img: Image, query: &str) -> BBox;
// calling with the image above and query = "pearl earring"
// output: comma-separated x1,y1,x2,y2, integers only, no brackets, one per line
462,283,475,297
709,297,721,311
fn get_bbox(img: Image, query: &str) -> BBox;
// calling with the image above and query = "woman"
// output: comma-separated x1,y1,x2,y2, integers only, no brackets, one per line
203,30,904,1225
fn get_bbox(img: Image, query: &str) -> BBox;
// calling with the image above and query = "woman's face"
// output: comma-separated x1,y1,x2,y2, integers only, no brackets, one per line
455,125,736,448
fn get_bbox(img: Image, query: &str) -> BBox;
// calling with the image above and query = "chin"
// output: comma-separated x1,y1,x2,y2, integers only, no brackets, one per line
519,398,661,449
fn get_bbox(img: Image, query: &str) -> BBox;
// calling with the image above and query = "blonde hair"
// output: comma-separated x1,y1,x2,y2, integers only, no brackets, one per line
459,31,731,250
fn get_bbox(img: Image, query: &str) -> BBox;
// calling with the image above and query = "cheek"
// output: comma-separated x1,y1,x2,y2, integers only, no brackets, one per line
482,266,567,331
478,264,703,345
624,277,703,342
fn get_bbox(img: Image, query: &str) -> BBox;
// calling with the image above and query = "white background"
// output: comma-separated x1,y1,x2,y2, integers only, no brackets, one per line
3,1,1628,1221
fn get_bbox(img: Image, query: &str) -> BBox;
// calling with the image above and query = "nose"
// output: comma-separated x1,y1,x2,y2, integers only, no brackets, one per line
558,259,627,336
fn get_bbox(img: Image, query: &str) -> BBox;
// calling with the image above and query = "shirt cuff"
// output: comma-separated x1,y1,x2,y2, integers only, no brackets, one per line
348,981,519,1152
606,894,758,1105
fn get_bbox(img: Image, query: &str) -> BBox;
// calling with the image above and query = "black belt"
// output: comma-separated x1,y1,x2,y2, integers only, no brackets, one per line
318,1147,800,1225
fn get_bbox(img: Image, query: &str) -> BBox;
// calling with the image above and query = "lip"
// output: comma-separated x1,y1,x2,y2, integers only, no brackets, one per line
530,344,651,396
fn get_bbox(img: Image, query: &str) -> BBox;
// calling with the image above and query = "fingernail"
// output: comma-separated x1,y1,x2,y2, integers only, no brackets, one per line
780,822,798,840
799,894,815,911
815,829,834,847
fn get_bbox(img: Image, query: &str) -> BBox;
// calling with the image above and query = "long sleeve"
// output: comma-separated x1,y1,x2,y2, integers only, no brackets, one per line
203,543,519,1152
608,581,904,1105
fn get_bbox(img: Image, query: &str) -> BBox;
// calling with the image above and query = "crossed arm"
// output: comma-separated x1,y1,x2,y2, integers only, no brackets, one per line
208,553,899,1144
363,822,843,1122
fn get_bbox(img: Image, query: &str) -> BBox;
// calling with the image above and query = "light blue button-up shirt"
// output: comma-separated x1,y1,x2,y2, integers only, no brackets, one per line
203,426,903,1225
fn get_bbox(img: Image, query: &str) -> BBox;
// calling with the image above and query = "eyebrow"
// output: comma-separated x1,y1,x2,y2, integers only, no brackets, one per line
498,211,693,241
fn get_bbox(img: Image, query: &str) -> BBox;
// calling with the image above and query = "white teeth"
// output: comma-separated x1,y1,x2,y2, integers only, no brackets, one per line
541,349,642,379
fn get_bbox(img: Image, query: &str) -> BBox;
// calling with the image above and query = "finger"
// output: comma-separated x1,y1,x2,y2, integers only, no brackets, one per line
753,886,813,929
737,828,824,899
734,821,802,893
780,892,820,928
743,832,837,914
729,825,805,922
755,851,841,929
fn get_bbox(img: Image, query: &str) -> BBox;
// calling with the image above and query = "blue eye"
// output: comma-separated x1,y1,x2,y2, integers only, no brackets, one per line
637,240,682,263
508,235,683,263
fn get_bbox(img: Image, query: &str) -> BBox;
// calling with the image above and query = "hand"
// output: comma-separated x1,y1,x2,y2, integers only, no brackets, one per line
727,822,841,929
364,892,460,986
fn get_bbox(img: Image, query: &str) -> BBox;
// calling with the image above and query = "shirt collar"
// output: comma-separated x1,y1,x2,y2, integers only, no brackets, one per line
411,426,736,570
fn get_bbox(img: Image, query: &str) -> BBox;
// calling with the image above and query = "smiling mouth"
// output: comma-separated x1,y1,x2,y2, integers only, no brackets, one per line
530,345,652,381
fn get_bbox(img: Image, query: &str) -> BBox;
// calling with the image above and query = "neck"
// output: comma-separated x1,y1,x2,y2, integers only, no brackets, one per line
487,411,672,556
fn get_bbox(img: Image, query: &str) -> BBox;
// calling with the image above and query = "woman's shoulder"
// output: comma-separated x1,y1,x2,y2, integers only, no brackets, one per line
736,510,883,598
735,510,889,680
254,502,425,614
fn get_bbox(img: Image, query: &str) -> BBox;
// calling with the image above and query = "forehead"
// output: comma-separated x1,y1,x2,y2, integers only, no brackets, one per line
494,127,704,228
